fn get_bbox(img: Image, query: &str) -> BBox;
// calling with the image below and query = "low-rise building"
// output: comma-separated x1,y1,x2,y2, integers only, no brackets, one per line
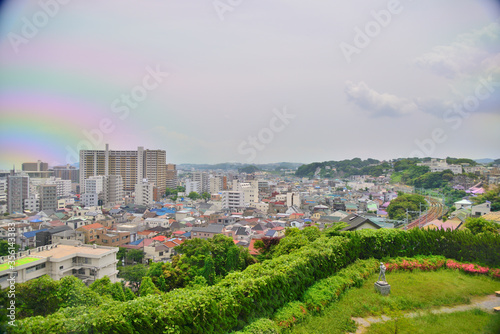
0,243,118,289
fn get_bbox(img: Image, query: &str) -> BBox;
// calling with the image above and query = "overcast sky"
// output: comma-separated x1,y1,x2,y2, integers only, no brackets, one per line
0,0,499,168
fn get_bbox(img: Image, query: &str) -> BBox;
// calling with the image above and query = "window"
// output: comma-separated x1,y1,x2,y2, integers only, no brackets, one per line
103,239,108,243
159,252,163,256
59,266,64,270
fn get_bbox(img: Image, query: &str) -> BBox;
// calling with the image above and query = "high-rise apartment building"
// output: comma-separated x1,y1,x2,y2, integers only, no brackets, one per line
39,184,57,211
135,180,155,206
0,179,6,203
52,164,80,183
7,174,30,213
81,175,123,207
166,164,177,189
79,144,166,193
193,172,209,193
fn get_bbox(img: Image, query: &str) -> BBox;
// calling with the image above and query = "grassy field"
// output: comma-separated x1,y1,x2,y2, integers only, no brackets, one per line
291,270,500,334
366,309,500,334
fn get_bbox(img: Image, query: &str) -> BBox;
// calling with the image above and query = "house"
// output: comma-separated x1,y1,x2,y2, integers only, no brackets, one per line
340,214,381,231
471,202,491,217
454,199,472,210
190,224,225,240
36,226,73,247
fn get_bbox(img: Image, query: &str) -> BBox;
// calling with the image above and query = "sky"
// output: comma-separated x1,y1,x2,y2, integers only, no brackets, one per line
0,0,499,169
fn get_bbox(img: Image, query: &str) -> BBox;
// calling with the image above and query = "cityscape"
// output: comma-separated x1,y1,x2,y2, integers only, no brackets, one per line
0,0,499,333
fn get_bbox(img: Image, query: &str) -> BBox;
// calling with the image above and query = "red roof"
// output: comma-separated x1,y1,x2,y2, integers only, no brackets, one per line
248,239,260,255
272,226,285,231
152,236,167,242
80,223,105,230
172,231,185,235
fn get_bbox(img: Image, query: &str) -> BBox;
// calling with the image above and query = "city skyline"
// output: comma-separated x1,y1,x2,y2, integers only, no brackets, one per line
0,0,499,169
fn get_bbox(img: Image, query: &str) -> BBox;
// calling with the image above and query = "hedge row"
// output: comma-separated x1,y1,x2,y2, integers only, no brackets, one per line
337,228,500,267
272,258,379,330
13,229,500,333
14,236,361,333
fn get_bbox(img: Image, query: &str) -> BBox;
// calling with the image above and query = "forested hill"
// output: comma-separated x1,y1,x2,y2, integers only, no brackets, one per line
295,158,389,178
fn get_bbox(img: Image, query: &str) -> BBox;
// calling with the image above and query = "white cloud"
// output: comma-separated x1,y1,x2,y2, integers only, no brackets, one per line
414,22,500,79
345,81,418,117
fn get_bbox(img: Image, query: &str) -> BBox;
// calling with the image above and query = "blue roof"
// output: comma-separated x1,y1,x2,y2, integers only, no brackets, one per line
23,229,48,239
183,232,191,238
129,239,143,246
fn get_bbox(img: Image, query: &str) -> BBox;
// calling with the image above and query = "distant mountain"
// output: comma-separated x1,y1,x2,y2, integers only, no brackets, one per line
474,158,494,164
177,162,303,171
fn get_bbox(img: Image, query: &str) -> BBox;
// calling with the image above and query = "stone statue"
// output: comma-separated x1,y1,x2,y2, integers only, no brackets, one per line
378,262,387,283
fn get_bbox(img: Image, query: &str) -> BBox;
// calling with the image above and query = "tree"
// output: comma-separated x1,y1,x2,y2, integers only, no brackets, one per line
127,249,145,264
15,275,61,318
118,264,147,290
139,276,160,297
0,240,20,256
188,191,200,200
58,275,103,309
201,256,215,285
387,194,426,221
201,192,211,201
464,217,498,235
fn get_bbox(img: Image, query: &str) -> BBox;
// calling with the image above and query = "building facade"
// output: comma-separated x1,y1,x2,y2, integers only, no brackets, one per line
80,144,167,193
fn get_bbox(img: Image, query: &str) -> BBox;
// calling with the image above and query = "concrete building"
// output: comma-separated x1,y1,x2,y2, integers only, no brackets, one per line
0,179,7,203
80,144,167,194
24,194,40,212
7,174,30,213
52,164,80,183
22,160,48,172
185,179,200,194
193,172,209,193
221,190,244,210
417,159,462,174
39,184,58,211
104,175,124,205
286,193,301,207
0,243,119,288
135,180,155,206
209,175,226,194
166,164,177,189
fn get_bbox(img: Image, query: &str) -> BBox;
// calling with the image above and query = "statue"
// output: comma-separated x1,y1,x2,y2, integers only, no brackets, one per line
378,262,387,283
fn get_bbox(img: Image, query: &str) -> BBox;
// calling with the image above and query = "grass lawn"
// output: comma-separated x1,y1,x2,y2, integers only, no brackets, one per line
291,270,500,334
366,309,500,334
0,257,40,272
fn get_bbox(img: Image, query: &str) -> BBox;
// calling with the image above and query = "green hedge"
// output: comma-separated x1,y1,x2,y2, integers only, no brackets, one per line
272,258,378,329
14,236,360,333
13,228,500,333
337,228,500,267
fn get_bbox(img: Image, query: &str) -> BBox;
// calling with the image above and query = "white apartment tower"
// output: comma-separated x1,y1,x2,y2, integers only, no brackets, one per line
80,144,166,194
135,180,155,206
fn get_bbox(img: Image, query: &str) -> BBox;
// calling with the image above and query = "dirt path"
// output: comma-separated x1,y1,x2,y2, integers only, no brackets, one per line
351,294,500,334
